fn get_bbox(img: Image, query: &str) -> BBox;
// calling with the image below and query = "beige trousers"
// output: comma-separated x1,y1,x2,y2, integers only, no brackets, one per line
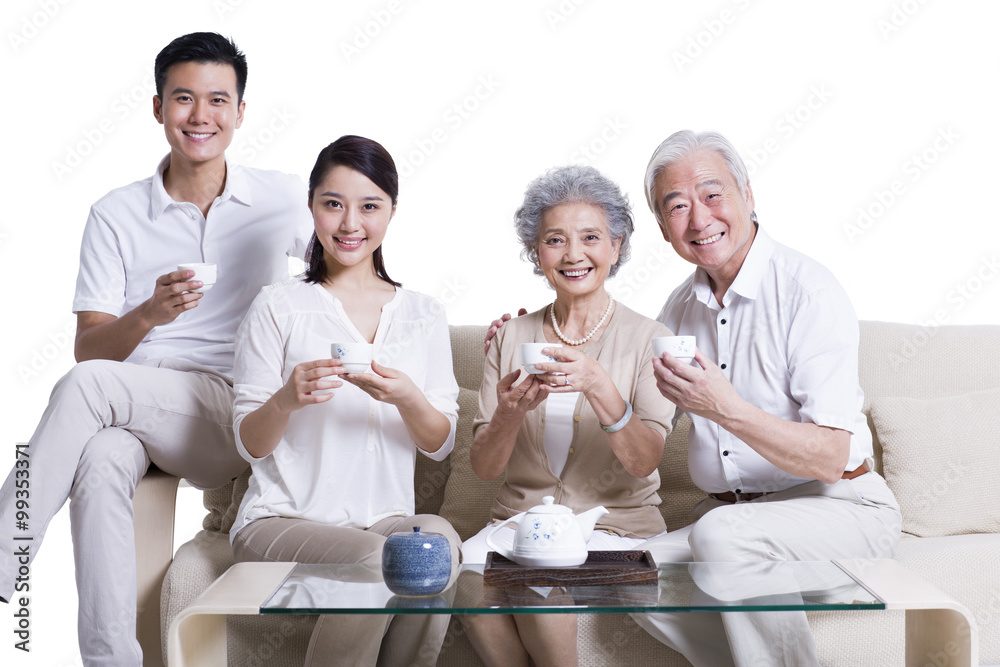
0,358,246,666
631,472,902,667
233,513,461,667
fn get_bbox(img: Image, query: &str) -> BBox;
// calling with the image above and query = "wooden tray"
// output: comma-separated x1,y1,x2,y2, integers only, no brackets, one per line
483,550,657,587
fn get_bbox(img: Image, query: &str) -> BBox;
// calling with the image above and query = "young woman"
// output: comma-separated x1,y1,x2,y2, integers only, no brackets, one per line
230,135,461,666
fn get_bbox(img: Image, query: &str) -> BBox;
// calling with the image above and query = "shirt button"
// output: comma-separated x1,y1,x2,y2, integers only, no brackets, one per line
735,488,742,494
557,481,562,488
573,415,580,422
721,363,728,370
721,319,727,325
569,448,575,454
723,450,729,456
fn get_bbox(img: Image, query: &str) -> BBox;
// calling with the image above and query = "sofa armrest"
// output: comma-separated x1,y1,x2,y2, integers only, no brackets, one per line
135,465,181,667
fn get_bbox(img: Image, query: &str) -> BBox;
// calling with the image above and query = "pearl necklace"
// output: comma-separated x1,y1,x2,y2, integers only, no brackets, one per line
549,294,615,346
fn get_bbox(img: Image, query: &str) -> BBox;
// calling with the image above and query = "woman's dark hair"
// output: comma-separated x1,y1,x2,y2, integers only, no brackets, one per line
304,135,400,287
154,32,248,103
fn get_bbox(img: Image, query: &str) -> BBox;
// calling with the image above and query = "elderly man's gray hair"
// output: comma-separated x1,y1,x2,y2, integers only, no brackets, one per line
643,130,758,226
515,165,633,278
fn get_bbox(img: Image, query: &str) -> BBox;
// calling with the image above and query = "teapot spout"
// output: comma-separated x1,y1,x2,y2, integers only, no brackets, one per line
575,505,610,542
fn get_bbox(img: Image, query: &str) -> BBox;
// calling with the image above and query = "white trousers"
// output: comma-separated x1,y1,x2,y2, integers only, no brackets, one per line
631,472,902,667
0,358,246,666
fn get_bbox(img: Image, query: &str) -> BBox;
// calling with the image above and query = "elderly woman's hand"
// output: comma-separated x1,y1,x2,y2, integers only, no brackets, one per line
532,346,611,399
495,369,548,417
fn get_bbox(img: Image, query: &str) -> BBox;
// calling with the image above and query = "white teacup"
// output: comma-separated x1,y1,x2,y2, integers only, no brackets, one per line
178,263,217,293
520,343,563,374
653,335,697,363
332,342,374,374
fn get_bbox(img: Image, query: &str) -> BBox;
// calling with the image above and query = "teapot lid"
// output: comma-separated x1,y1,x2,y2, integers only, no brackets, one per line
526,496,572,514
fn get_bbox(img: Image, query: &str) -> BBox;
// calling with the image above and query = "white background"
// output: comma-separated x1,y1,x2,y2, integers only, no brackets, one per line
2,0,998,665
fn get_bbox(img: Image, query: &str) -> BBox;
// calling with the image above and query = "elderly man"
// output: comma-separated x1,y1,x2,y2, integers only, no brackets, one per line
629,129,902,666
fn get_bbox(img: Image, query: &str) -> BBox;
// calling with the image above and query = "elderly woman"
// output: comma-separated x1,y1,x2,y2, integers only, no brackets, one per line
460,165,677,667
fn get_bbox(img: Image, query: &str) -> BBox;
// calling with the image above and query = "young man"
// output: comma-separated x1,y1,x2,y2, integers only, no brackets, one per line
0,32,312,666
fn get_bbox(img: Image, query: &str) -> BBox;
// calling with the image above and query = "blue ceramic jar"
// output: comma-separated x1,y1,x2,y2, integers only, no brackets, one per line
381,527,452,596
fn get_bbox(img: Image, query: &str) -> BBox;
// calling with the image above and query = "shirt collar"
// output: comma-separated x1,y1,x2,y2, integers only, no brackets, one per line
149,153,252,222
689,224,776,307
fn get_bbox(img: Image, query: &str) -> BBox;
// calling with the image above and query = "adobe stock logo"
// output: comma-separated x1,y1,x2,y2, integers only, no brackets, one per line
7,0,71,53
339,0,411,63
672,0,753,73
843,126,958,244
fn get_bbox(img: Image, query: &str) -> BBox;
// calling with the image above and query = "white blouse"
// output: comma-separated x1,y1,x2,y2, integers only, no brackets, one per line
230,279,459,540
542,391,580,477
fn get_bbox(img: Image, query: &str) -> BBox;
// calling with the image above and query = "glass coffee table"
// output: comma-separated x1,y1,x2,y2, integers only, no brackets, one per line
167,558,978,666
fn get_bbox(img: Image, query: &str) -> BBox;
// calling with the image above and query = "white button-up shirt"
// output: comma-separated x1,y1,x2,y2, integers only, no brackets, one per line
657,227,872,494
73,154,313,376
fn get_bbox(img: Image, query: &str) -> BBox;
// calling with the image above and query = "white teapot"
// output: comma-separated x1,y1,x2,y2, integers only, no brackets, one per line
486,496,610,567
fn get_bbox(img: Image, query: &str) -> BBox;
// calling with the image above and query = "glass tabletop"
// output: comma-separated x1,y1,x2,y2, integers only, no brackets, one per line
261,560,885,615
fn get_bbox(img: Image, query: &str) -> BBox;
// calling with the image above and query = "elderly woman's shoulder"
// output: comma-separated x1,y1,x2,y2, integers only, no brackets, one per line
614,302,673,338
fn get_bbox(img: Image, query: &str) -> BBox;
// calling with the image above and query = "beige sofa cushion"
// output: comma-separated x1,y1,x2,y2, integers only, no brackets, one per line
439,388,505,541
871,388,1000,537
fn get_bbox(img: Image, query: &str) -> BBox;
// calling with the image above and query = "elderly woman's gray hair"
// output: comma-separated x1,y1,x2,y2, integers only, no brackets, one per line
515,165,633,278
643,129,758,225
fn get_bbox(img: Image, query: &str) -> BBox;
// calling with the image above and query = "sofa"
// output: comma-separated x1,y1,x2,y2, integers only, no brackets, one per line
135,320,1000,666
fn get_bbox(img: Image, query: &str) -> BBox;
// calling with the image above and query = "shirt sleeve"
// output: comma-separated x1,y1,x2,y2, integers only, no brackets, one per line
72,204,127,316
630,322,676,441
786,284,863,432
473,320,504,440
232,289,286,462
289,177,314,262
418,301,460,462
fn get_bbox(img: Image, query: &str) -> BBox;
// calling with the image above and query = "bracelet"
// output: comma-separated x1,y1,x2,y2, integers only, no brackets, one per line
600,401,633,433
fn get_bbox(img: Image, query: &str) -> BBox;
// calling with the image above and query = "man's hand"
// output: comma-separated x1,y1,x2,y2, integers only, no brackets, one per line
652,348,742,423
137,269,205,328
273,359,344,413
484,308,527,354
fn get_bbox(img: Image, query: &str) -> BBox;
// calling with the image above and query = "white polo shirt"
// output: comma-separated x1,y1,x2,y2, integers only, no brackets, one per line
657,227,873,494
73,154,313,376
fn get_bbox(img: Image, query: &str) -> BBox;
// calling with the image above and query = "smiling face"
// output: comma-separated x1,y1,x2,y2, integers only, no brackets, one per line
310,165,395,274
536,202,620,299
652,148,756,291
153,61,244,170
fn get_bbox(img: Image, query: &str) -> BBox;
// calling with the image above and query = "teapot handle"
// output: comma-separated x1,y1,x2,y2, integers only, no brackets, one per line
485,512,525,561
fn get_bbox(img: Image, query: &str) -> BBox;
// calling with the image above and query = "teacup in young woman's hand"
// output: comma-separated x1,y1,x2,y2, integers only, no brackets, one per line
177,263,217,293
653,336,696,363
520,342,563,374
332,342,374,373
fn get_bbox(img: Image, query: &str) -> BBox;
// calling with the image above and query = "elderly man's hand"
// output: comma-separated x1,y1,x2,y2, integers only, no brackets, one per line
484,308,528,354
652,349,742,424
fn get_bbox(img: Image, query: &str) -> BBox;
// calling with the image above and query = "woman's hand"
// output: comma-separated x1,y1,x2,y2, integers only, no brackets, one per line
495,369,548,417
345,361,453,455
342,360,419,406
532,345,612,399
272,359,344,413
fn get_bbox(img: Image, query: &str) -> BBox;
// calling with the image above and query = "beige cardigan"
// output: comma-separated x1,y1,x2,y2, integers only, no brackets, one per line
474,304,676,538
